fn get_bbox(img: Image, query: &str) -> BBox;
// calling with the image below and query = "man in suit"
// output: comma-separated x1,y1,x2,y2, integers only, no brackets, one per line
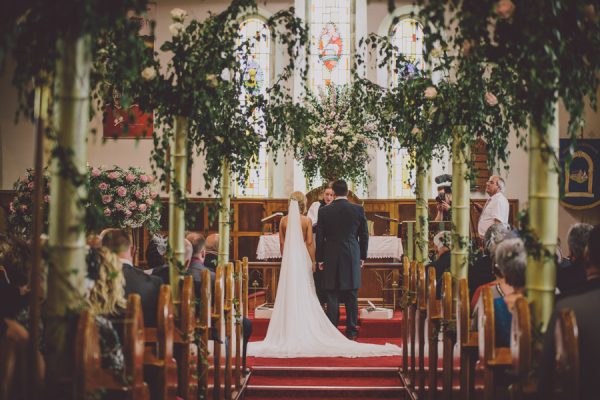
316,180,369,340
186,232,216,296
102,229,162,327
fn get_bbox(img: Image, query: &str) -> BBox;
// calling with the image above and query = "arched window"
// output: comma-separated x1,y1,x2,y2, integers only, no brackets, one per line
235,17,271,197
389,17,424,198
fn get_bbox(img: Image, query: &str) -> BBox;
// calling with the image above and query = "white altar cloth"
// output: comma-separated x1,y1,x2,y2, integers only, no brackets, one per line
256,234,403,260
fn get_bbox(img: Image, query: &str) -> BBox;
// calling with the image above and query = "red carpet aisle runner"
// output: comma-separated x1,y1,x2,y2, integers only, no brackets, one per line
244,311,409,399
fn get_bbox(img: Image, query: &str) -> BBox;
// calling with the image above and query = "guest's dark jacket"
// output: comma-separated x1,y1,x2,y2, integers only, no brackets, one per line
428,250,451,298
151,264,170,285
468,254,495,301
188,257,216,296
203,253,218,273
122,262,162,327
316,198,369,291
556,258,587,297
538,278,600,400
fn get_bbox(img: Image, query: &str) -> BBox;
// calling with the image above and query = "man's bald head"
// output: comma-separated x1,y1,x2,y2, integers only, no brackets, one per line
205,233,219,253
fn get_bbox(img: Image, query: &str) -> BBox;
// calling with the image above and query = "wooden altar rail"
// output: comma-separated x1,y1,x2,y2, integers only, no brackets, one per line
247,261,404,309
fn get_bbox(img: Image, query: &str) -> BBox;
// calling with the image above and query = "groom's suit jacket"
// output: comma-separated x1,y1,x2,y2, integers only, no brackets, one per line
316,198,369,291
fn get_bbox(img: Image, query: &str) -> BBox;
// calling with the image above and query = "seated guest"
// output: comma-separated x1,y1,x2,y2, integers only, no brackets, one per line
186,232,216,296
469,223,510,301
85,247,126,380
147,234,169,284
102,229,162,327
428,231,451,297
556,223,593,296
204,233,220,273
538,224,600,400
492,237,526,347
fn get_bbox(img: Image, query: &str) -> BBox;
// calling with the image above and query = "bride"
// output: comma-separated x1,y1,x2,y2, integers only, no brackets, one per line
248,191,401,358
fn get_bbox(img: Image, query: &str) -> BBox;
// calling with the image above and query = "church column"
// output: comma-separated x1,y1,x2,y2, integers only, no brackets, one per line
168,116,188,301
46,34,91,393
415,157,430,263
450,127,470,280
218,158,231,268
527,110,559,331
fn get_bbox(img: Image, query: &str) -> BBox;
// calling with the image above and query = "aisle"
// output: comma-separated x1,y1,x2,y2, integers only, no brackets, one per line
244,311,408,399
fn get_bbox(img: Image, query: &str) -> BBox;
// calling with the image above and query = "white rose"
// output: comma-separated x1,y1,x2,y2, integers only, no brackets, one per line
205,74,218,87
334,135,343,142
215,136,224,143
485,92,498,107
331,144,338,150
170,8,188,22
169,22,184,37
312,138,319,145
221,68,231,82
141,67,157,81
429,48,443,58
424,86,438,100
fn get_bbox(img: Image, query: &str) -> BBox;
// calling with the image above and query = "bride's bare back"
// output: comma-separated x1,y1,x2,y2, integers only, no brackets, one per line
280,215,315,265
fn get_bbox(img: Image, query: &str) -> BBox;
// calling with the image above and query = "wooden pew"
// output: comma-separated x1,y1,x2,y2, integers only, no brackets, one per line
508,296,534,400
234,260,243,389
477,286,512,400
224,262,234,399
174,275,197,399
408,260,418,386
144,285,178,400
75,294,149,400
440,272,454,400
415,263,427,398
455,278,478,400
197,269,212,400
212,264,224,400
0,319,29,399
555,308,579,400
401,256,410,376
425,266,442,400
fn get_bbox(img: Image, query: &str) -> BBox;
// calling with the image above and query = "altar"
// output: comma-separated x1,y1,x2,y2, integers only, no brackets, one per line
256,234,403,260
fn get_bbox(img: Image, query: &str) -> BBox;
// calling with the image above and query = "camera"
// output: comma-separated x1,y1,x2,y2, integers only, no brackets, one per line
436,193,446,203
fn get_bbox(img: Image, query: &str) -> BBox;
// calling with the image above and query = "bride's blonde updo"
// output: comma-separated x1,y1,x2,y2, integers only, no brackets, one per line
289,191,307,214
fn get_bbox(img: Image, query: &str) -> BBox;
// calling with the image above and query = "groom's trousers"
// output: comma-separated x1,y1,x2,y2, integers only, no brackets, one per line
326,289,359,337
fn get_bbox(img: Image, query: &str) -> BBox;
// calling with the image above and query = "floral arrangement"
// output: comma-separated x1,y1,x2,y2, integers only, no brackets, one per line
8,166,161,237
296,85,379,186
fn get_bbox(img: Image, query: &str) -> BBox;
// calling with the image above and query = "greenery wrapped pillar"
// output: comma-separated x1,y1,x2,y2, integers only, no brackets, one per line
218,159,231,268
415,157,430,263
46,35,91,391
450,128,470,280
169,116,188,301
526,118,559,331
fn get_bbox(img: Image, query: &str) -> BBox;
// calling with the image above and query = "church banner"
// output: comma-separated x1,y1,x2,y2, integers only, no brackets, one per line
560,139,600,210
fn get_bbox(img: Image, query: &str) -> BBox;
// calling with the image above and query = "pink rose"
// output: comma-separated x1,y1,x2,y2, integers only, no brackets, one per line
91,168,101,177
138,204,147,212
126,173,136,183
145,198,154,206
424,86,438,99
103,208,112,216
140,175,149,183
108,171,120,180
142,188,150,196
44,195,50,203
115,203,124,211
495,0,515,20
135,190,143,199
9,202,15,213
102,195,113,204
129,201,138,210
485,92,498,107
412,127,422,136
150,191,158,199
98,182,109,191
117,187,127,197
148,176,155,183
124,210,132,218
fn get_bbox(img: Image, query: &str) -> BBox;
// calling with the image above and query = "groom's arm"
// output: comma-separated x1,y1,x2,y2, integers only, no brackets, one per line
358,207,369,261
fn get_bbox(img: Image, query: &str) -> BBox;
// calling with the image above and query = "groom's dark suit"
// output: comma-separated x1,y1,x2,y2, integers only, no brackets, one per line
316,198,369,337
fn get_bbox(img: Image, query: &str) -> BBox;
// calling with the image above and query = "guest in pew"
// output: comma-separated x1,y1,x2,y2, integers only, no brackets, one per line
538,224,600,400
428,230,451,297
556,223,593,297
204,233,219,273
102,229,162,327
147,233,169,283
468,223,510,302
492,237,526,347
85,247,126,380
186,232,216,296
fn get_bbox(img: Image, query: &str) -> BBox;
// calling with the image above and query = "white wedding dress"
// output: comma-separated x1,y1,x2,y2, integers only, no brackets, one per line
247,200,401,358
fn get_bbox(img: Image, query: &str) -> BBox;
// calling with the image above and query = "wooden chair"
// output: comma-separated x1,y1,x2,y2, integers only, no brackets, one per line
478,286,512,400
74,294,149,400
508,296,534,400
408,260,418,386
173,276,197,399
425,266,442,400
555,308,579,400
440,272,455,400
401,256,410,376
455,278,478,400
197,269,212,400
144,285,178,400
212,264,225,400
415,263,428,398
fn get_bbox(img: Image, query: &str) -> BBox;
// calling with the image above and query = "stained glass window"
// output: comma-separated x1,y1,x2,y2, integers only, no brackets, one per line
236,17,271,197
309,0,353,91
389,17,424,198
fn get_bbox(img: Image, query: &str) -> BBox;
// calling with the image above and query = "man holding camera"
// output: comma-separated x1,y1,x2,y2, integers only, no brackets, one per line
434,174,452,222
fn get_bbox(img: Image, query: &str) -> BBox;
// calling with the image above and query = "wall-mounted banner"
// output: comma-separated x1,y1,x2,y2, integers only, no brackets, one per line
560,139,600,210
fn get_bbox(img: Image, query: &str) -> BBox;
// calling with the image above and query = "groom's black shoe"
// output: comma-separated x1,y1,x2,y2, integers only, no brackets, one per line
346,332,358,341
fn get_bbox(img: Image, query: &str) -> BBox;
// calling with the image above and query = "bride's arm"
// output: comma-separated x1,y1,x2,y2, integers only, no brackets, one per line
279,217,287,254
306,220,316,268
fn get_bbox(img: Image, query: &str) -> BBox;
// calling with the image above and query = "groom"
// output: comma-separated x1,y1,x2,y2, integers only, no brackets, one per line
316,180,369,340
